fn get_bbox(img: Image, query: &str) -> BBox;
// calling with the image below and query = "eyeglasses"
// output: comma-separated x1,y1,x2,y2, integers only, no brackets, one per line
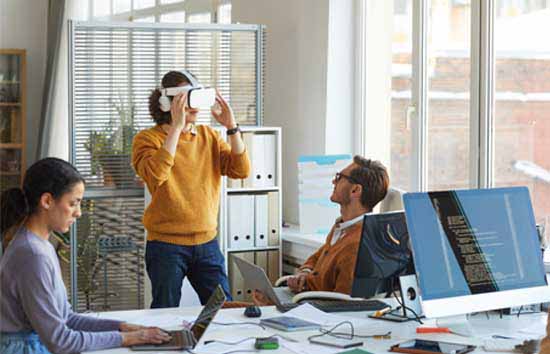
334,172,360,185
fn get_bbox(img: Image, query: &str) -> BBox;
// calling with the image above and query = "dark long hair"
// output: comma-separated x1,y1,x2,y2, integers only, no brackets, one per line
148,70,193,125
0,158,85,246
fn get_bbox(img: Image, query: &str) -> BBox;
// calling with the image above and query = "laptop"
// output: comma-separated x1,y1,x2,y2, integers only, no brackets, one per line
131,285,226,351
232,257,388,313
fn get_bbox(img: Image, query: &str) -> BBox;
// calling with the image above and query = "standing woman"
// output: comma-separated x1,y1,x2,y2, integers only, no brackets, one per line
132,70,250,308
0,158,169,354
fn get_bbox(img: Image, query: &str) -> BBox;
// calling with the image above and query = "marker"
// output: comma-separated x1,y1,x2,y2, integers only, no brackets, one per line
416,327,451,334
373,307,392,317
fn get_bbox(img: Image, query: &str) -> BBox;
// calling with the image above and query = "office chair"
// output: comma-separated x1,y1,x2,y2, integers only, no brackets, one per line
379,187,405,213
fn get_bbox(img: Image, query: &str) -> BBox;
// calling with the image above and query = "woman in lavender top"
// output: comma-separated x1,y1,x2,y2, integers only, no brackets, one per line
0,158,170,353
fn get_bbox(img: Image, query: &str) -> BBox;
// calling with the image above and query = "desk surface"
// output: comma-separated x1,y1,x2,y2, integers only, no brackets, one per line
84,304,547,354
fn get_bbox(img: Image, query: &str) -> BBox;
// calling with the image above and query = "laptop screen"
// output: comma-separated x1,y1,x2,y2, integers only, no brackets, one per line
190,285,226,342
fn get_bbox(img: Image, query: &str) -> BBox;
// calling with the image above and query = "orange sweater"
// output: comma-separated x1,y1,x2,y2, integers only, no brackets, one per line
299,221,362,294
132,125,250,246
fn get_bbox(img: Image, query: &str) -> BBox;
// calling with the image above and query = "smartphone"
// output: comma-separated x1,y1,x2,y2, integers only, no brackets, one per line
390,339,476,354
309,336,364,349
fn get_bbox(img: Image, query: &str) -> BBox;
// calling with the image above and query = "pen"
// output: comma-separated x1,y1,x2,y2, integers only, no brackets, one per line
416,327,451,334
373,307,392,317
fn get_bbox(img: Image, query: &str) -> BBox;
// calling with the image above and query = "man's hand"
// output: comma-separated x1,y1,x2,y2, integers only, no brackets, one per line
252,290,275,306
211,90,237,129
287,272,308,293
169,92,188,130
121,328,171,347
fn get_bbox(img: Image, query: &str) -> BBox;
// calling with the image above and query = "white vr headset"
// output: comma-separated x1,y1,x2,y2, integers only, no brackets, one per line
159,70,216,112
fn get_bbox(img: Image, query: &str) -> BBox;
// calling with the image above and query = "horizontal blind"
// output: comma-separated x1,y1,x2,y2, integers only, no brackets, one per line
70,22,265,189
71,197,145,312
68,22,265,310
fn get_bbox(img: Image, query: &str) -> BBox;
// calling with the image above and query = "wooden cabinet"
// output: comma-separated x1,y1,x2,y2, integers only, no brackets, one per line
0,49,26,193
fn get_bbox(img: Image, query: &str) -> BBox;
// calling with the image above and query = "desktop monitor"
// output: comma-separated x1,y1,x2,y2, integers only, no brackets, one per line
403,187,550,321
351,211,413,298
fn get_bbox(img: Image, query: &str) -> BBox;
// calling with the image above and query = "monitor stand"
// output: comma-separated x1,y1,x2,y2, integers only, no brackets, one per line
436,315,474,336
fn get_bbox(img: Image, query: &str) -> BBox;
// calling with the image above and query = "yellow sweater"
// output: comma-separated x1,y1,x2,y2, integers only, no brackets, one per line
132,125,250,246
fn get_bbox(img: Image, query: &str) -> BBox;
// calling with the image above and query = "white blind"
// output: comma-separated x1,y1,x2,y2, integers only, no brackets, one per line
70,21,265,189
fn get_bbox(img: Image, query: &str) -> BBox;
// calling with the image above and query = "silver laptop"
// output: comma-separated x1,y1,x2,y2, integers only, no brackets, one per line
131,285,226,351
232,257,390,313
232,256,298,311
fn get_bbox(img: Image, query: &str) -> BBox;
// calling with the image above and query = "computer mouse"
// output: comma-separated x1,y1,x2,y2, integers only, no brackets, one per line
244,305,262,318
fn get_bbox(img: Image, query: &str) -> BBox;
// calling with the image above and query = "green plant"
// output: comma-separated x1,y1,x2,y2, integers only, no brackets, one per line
84,94,136,176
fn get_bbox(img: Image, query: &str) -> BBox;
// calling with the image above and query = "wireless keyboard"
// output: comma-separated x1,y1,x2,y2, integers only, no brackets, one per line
278,299,389,313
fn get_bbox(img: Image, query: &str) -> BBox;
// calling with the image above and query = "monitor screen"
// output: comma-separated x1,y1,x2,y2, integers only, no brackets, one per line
403,187,549,317
351,211,412,298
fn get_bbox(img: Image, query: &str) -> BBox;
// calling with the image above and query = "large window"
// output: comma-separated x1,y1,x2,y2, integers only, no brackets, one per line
86,0,231,23
362,0,550,228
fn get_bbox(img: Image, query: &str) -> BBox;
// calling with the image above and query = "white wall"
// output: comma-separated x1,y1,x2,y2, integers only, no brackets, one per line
0,0,48,166
325,0,356,155
232,0,357,224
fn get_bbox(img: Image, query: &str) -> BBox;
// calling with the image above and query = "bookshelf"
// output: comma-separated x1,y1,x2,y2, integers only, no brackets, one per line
0,49,26,193
222,126,283,302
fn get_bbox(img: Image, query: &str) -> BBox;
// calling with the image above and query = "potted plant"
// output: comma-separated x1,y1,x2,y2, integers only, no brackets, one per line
85,94,137,188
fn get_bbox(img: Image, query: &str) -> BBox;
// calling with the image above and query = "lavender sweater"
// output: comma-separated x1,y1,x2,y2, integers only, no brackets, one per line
0,228,123,353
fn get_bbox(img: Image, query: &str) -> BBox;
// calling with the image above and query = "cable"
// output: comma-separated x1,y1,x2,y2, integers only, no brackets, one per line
516,305,524,318
308,321,355,341
388,273,424,324
204,334,288,349
307,321,392,341
204,337,256,346
212,321,266,330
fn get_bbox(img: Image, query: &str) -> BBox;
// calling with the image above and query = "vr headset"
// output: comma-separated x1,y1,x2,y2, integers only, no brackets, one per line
159,70,216,111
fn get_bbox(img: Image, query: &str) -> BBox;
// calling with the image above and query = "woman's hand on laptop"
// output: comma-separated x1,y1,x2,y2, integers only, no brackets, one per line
119,322,149,332
121,327,172,346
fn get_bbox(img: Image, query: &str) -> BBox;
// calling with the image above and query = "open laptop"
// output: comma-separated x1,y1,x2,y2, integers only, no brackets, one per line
131,285,226,351
232,256,388,313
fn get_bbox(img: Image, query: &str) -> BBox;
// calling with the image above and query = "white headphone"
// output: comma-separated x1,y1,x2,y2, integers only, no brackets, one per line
159,70,200,112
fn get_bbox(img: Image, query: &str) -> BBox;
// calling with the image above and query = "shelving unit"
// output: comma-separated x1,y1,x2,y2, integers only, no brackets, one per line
221,126,283,302
0,49,26,193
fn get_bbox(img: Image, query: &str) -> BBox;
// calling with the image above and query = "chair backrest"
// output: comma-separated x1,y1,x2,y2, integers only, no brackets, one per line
378,187,405,213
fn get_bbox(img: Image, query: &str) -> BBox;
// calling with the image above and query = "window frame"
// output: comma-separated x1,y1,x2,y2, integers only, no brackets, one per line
357,0,499,192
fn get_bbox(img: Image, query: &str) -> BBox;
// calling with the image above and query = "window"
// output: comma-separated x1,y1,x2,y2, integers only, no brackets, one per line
361,0,550,225
493,3,550,222
159,11,186,22
87,0,230,24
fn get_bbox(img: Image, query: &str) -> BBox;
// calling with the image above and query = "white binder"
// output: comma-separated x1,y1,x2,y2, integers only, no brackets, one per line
242,133,255,188
267,191,280,246
251,134,266,187
228,195,255,249
254,194,269,247
263,134,276,187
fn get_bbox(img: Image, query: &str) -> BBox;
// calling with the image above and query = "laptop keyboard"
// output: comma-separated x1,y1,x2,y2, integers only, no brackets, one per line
279,299,389,313
161,329,195,348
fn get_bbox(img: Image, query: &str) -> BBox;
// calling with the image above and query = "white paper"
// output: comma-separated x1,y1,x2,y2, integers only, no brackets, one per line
277,303,356,327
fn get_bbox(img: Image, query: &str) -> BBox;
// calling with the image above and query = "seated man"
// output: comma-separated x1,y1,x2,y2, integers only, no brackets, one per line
285,155,389,295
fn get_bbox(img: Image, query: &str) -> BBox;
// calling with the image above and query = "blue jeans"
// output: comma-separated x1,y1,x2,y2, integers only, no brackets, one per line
145,239,232,308
0,332,51,354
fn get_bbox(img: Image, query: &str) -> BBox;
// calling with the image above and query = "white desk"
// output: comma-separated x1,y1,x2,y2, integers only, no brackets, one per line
84,304,547,354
